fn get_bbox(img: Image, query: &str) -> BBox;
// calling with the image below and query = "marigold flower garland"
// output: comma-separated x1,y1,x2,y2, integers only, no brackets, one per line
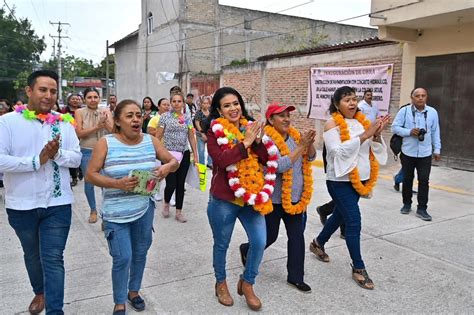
15,105,76,126
332,111,379,196
211,118,278,215
264,125,313,214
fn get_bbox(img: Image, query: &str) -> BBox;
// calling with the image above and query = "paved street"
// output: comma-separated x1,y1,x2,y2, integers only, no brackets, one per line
1,159,473,314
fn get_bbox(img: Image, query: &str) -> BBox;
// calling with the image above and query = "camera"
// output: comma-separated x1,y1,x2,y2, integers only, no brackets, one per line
418,128,426,141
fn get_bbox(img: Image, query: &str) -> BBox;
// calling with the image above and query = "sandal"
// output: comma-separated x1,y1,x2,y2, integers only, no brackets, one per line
309,239,330,262
351,264,374,290
162,203,170,218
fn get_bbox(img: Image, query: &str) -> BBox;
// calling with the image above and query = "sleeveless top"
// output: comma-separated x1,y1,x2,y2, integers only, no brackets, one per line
101,134,156,223
77,107,108,149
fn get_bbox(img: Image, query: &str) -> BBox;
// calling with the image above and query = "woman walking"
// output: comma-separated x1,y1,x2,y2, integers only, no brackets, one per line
75,87,113,223
86,100,179,314
310,86,389,289
156,92,198,222
204,87,278,310
141,96,158,133
240,103,316,293
194,96,213,168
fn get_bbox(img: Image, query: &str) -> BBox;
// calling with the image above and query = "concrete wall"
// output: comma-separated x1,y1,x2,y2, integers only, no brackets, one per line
221,43,403,147
114,0,378,103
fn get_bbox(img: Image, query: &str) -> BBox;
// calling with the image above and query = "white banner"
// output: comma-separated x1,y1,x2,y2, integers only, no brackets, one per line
307,64,394,120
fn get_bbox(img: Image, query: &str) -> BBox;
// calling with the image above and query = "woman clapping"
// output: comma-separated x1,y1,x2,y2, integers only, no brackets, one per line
310,86,389,290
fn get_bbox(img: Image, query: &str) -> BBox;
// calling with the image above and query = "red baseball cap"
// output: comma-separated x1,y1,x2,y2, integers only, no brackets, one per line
265,103,296,120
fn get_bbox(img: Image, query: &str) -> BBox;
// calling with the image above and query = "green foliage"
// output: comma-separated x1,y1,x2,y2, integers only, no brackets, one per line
277,31,329,54
229,58,249,66
0,8,45,100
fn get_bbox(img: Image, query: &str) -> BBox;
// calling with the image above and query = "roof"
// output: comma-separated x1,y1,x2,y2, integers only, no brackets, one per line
109,30,139,49
257,37,396,61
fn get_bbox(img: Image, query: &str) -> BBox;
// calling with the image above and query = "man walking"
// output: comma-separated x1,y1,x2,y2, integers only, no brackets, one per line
358,89,380,123
391,88,441,221
0,70,81,314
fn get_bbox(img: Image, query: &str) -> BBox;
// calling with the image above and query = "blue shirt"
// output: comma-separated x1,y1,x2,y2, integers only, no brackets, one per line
391,104,441,158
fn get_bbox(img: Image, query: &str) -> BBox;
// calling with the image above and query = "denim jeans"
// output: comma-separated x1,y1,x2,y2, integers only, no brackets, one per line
80,148,96,212
103,201,155,304
7,205,72,315
197,136,212,166
207,196,266,285
241,203,307,283
394,167,404,185
401,153,432,210
316,181,365,269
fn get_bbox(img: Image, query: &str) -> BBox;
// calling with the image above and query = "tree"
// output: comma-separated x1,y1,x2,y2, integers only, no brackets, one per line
95,54,115,79
0,7,45,100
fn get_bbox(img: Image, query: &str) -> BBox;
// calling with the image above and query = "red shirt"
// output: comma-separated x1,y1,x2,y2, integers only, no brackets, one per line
207,129,269,201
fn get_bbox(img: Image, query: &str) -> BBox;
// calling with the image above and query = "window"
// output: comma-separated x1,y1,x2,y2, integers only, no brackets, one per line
244,17,251,30
147,12,153,35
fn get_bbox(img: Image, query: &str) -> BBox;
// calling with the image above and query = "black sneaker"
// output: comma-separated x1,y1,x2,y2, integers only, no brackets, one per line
393,176,400,192
416,209,432,221
112,305,126,315
287,281,312,293
400,204,411,214
128,294,145,312
316,206,327,225
239,243,247,267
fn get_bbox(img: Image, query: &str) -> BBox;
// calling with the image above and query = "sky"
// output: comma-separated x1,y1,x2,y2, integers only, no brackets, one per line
8,0,373,65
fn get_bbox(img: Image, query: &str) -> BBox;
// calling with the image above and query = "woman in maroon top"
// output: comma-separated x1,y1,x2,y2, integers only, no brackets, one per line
204,87,268,311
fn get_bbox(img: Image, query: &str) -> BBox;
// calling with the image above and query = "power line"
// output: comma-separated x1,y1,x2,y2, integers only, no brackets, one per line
131,0,314,51
118,1,419,56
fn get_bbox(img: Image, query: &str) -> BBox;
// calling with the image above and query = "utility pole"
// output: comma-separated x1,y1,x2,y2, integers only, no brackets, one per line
49,21,70,103
105,40,110,101
49,35,56,58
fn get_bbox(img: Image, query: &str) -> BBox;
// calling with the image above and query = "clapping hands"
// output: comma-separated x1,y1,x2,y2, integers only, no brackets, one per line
39,135,60,165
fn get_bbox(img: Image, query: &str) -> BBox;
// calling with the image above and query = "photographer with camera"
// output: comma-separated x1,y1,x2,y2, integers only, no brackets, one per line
391,88,441,221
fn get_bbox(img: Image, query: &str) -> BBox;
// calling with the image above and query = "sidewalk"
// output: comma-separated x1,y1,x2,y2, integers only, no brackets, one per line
0,163,473,314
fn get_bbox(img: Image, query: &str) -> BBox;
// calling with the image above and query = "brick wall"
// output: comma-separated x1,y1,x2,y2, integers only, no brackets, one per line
222,43,403,147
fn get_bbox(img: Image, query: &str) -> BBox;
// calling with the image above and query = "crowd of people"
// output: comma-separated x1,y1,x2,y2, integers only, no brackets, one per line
0,70,442,314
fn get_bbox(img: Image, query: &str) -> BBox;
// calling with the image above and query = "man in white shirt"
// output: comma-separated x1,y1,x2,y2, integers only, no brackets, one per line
0,70,81,314
357,89,380,123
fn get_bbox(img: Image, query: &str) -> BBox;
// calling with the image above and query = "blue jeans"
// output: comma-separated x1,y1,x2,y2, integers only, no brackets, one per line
7,205,72,315
103,201,155,304
207,196,266,285
80,148,97,212
316,181,365,269
394,168,404,184
197,136,212,166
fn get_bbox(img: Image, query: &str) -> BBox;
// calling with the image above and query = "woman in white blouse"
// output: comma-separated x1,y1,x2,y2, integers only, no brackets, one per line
309,86,389,290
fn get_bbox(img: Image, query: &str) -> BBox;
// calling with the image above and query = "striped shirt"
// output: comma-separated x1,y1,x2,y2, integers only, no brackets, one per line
101,134,156,223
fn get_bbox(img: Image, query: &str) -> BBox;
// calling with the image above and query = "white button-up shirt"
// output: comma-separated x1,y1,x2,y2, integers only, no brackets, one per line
358,100,380,123
0,111,82,210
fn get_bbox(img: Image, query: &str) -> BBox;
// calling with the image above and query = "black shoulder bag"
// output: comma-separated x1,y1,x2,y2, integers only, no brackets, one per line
390,104,410,158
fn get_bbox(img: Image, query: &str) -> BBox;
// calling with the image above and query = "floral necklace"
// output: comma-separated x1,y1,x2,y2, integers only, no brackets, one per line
211,117,278,215
15,105,76,126
264,125,313,214
172,111,193,129
332,111,379,196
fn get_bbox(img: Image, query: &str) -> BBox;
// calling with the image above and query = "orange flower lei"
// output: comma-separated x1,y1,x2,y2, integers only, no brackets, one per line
264,125,313,214
332,111,379,196
211,118,278,215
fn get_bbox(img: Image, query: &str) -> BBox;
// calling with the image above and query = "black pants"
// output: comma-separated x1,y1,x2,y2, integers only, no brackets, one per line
318,200,345,236
400,153,432,210
241,204,307,283
165,150,190,209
